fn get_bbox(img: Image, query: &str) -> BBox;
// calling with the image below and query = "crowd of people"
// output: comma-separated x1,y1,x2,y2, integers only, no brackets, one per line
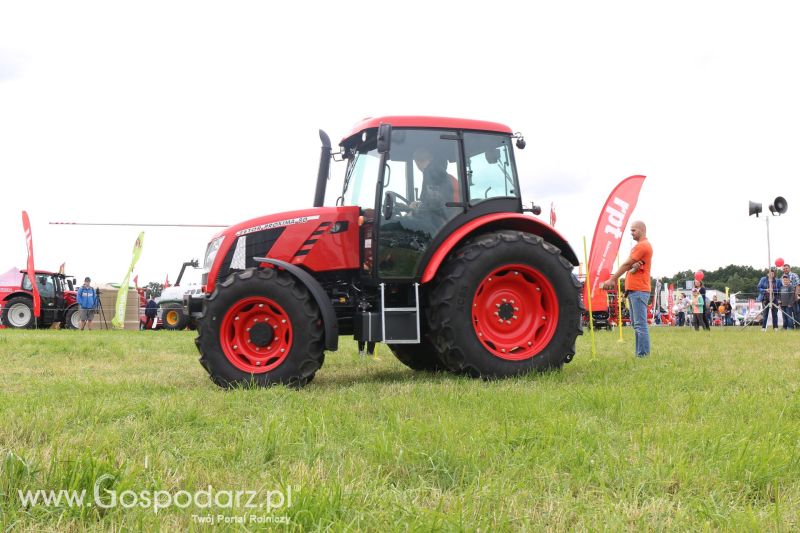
669,263,800,331
670,284,734,330
755,263,800,330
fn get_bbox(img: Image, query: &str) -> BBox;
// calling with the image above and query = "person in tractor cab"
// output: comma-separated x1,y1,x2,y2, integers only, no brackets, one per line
401,147,459,234
411,147,458,210
76,277,97,330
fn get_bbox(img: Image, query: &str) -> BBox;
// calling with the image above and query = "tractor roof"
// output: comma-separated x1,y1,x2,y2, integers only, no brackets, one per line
17,269,69,276
342,116,513,144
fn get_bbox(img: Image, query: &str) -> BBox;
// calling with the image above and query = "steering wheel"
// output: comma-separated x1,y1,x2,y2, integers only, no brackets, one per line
383,191,413,220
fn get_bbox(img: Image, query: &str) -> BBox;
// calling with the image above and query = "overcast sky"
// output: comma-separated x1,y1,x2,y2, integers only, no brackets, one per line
2,1,799,287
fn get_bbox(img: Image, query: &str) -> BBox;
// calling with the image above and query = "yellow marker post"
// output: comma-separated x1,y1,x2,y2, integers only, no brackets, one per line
616,255,624,343
582,236,597,360
617,273,625,343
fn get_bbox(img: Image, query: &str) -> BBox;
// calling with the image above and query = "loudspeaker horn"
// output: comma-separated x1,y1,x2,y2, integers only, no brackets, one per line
769,196,788,215
749,200,762,217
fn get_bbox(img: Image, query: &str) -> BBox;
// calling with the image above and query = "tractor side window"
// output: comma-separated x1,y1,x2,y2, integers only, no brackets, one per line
343,149,381,210
21,274,32,291
464,133,517,203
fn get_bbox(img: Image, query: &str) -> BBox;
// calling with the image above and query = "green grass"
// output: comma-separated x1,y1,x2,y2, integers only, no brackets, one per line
1,327,799,531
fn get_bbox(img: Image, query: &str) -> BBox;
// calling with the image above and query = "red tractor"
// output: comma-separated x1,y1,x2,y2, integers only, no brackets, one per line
188,116,583,387
0,267,80,329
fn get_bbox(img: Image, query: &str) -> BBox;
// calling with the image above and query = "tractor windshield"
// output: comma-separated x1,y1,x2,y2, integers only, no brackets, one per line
342,148,380,210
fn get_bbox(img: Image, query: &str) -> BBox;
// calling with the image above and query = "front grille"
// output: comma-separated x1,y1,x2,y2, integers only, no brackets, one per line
216,228,285,285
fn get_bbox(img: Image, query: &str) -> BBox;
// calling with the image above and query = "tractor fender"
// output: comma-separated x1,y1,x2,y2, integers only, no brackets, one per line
253,257,339,351
419,213,579,284
1,292,33,304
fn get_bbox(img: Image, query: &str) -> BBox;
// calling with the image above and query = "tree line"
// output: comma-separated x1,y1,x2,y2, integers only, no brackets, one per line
657,265,766,297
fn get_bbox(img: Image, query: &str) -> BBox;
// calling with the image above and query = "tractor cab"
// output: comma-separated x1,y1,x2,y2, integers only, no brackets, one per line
338,119,525,280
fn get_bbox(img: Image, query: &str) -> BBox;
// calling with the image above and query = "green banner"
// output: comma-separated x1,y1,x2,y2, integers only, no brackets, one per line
112,232,145,329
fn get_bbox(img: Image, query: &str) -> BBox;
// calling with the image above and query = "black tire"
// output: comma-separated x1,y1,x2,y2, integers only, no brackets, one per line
161,302,188,330
427,230,582,378
195,268,325,388
389,336,445,372
64,306,80,330
1,296,35,329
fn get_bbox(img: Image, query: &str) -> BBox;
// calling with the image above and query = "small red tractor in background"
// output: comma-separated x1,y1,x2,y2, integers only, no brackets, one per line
0,267,80,329
187,116,583,387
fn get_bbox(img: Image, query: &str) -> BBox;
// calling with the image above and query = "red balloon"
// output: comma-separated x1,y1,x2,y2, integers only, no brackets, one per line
775,258,785,267
694,271,704,281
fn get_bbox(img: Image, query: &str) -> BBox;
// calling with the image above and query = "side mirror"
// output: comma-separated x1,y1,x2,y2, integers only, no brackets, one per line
377,123,392,154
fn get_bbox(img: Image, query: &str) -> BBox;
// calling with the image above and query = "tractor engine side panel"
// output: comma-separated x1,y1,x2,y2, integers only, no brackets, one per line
207,207,361,293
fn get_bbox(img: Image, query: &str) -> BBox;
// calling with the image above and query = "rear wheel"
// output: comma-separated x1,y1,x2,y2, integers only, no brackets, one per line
389,336,445,372
161,303,188,330
64,306,80,329
428,230,582,378
2,297,35,329
195,268,324,388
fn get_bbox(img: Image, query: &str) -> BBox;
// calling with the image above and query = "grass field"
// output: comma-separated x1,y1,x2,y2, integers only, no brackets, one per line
1,326,800,531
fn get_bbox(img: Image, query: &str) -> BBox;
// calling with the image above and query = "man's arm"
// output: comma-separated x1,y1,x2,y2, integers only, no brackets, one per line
599,256,639,290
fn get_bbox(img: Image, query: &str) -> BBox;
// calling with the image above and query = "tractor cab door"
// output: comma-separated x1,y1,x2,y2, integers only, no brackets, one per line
376,129,463,279
52,275,67,322
21,273,59,325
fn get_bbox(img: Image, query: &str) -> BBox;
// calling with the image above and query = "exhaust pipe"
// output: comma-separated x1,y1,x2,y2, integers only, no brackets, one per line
314,129,332,207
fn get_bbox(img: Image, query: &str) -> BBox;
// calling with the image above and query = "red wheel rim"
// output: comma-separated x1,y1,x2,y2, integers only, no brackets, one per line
472,264,559,361
220,296,293,373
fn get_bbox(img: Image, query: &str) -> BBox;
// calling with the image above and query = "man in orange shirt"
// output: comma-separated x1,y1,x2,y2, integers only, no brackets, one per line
600,221,653,357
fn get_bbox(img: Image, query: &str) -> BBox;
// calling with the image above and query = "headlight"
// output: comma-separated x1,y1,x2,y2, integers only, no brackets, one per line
204,236,225,269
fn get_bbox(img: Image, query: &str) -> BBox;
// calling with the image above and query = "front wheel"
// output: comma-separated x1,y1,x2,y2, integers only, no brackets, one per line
428,230,582,378
195,268,325,388
161,303,188,330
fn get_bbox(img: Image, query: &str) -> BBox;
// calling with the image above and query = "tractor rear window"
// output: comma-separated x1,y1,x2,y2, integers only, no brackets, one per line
464,133,518,203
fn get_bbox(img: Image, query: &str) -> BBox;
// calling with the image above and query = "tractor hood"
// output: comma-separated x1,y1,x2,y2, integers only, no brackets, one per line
204,206,361,293
159,284,203,304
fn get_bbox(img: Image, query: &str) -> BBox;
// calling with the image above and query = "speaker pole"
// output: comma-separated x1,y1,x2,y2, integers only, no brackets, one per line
766,216,771,270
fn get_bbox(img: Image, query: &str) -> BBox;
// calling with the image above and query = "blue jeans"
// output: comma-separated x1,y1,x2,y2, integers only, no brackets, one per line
761,304,778,329
782,306,795,329
628,291,651,356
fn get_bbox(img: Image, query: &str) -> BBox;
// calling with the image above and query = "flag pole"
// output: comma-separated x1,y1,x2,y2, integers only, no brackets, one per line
582,236,597,360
